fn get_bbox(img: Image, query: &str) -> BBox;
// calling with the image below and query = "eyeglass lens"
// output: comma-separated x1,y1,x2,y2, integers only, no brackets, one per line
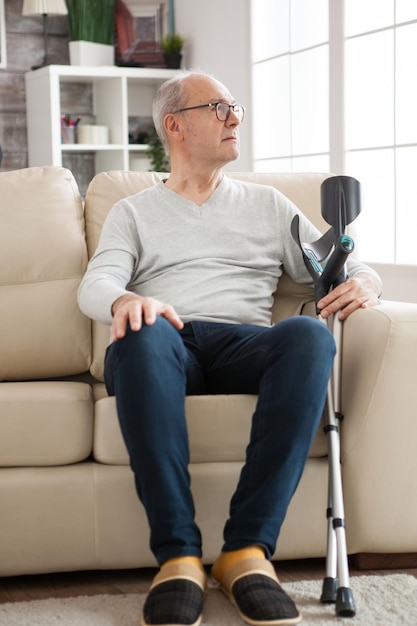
216,103,244,122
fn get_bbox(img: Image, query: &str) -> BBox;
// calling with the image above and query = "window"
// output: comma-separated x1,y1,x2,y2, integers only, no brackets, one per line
251,0,417,264
251,0,329,174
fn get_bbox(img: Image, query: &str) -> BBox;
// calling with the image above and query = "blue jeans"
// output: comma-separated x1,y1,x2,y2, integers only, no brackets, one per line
104,316,335,565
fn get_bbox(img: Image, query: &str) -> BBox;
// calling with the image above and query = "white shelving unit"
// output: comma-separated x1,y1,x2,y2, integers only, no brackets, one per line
25,65,178,173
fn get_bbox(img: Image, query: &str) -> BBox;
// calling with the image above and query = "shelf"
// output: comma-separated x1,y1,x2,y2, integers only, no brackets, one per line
61,143,150,152
25,64,177,189
128,144,150,152
61,144,126,152
26,64,178,83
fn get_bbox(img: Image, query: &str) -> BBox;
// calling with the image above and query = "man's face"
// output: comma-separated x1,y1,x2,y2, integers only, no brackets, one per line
174,75,242,166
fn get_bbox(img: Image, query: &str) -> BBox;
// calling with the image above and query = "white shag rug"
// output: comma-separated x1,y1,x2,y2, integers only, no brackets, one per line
0,574,416,626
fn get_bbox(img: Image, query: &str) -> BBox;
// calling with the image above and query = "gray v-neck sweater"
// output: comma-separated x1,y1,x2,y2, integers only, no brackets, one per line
78,176,378,327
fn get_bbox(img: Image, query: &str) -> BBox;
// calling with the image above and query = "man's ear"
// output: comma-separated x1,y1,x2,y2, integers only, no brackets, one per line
164,113,184,145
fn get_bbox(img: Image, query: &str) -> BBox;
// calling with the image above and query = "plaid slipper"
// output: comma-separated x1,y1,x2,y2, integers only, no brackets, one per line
141,561,207,626
215,557,302,626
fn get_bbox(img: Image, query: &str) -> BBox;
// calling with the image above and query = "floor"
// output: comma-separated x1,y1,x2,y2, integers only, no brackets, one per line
1,556,416,604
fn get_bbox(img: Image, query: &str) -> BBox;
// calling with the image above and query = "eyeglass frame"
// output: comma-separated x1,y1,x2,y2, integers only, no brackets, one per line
172,101,245,123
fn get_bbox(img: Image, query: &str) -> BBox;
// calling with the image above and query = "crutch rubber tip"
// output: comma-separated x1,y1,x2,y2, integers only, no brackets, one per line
335,586,356,617
320,577,338,603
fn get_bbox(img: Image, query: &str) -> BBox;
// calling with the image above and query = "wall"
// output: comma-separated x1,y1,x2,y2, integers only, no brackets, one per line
0,0,69,171
175,0,252,171
0,0,252,173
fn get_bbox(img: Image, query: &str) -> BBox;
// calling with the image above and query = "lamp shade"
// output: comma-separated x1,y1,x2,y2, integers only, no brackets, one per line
22,0,68,16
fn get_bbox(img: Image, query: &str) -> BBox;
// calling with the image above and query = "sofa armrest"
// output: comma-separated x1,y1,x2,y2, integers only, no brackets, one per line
339,300,417,553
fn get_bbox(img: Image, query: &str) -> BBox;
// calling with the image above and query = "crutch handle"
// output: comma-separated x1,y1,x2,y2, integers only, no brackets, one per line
314,235,354,312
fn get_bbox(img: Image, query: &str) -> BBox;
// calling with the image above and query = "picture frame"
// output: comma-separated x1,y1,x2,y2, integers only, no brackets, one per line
115,0,169,68
125,1,169,40
0,0,6,69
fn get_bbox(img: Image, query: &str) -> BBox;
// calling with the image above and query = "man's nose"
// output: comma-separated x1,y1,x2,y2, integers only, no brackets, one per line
226,109,241,126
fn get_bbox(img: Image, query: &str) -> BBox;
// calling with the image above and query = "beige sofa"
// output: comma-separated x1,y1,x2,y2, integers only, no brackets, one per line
1,166,417,577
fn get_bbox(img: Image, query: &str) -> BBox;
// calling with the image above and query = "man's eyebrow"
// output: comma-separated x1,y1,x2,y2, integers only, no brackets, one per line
210,99,238,104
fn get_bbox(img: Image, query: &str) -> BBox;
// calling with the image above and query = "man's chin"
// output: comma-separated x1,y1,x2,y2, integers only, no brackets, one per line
225,146,240,162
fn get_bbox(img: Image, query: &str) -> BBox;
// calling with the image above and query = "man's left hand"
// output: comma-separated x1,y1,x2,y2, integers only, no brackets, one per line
317,273,381,320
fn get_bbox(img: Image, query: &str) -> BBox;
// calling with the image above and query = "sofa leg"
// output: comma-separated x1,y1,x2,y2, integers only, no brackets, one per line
350,553,417,571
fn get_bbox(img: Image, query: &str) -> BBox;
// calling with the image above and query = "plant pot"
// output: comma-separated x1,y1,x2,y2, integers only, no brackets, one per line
163,53,182,69
69,41,114,66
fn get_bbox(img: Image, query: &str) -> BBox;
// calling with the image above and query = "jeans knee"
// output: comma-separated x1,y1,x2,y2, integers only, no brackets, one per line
297,315,334,346
273,316,335,362
123,317,183,358
104,317,185,394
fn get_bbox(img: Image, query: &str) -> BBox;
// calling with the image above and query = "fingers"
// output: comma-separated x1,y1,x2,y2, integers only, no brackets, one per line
159,304,184,330
331,296,368,321
111,304,139,341
111,294,183,342
317,277,377,320
140,298,184,330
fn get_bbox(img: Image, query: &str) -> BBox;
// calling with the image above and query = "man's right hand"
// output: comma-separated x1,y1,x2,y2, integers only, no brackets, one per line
110,293,184,342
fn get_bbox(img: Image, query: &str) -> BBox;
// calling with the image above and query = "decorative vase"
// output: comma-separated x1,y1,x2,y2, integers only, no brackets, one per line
69,41,114,66
163,53,182,69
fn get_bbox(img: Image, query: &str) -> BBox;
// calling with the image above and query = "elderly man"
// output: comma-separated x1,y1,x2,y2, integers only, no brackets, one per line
78,70,381,626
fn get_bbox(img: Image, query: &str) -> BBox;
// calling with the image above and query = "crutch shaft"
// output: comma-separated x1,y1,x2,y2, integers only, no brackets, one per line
319,315,356,617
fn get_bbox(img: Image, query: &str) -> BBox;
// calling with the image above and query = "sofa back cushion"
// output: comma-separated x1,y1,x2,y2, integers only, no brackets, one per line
84,171,330,380
0,167,91,380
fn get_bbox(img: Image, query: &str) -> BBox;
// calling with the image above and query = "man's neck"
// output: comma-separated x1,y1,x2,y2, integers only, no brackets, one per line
164,168,224,206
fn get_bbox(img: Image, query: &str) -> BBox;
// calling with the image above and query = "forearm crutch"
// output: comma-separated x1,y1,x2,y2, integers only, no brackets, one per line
291,175,361,618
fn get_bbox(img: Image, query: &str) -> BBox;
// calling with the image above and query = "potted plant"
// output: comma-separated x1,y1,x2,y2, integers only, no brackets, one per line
161,33,184,69
65,0,116,66
147,127,170,172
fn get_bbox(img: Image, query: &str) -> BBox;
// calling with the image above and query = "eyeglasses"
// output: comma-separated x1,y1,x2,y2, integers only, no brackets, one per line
173,101,245,123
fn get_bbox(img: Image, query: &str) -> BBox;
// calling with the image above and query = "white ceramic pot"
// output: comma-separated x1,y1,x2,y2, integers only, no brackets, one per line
69,41,114,66
77,125,109,145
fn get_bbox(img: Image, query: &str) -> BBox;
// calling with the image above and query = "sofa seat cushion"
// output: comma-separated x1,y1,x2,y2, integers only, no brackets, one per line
0,382,93,466
93,392,328,465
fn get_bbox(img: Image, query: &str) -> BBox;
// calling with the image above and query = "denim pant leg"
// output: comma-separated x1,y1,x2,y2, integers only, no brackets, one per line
104,317,203,565
197,316,336,559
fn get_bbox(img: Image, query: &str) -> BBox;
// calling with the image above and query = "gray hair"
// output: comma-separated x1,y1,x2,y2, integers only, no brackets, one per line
152,70,214,155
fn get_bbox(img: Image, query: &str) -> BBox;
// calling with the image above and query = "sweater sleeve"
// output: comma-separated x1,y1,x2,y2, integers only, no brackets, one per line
77,202,140,326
